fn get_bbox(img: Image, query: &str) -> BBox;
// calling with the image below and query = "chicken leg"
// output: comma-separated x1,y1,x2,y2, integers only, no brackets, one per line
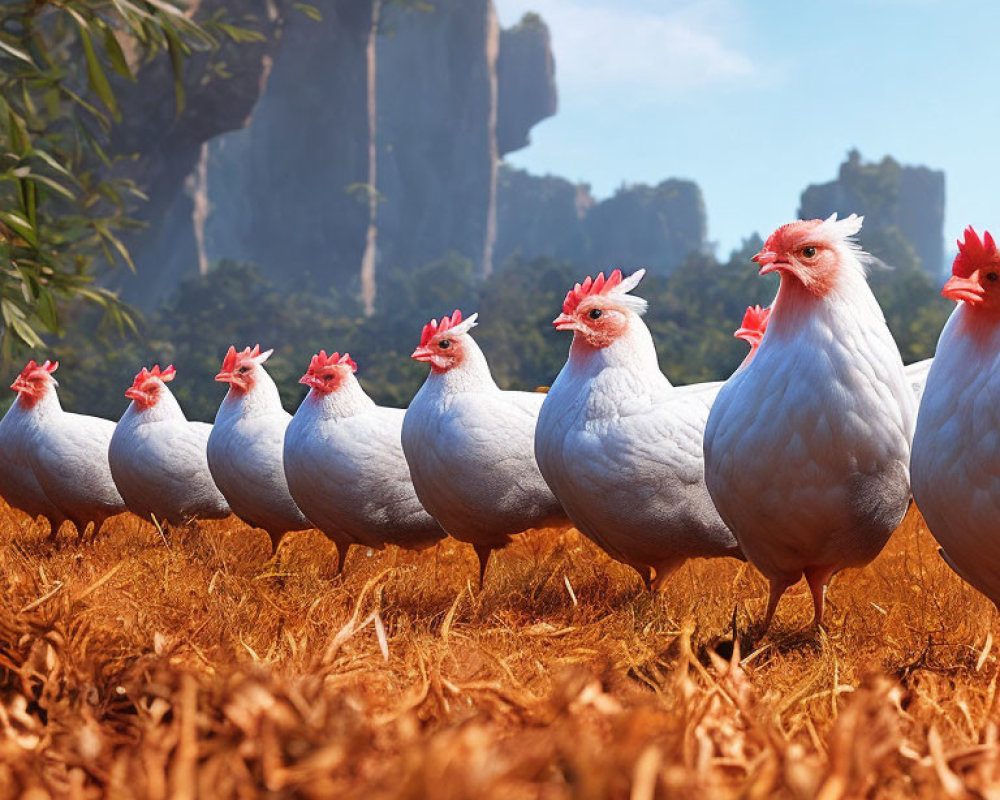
649,557,685,593
804,564,837,628
761,578,794,633
473,544,493,590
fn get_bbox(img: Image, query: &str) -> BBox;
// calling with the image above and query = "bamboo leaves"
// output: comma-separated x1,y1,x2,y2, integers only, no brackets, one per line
0,0,273,356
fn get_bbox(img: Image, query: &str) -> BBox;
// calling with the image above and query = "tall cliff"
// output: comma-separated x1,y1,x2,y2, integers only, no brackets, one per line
497,14,557,155
110,2,714,309
113,1,558,310
799,150,945,276
201,2,373,297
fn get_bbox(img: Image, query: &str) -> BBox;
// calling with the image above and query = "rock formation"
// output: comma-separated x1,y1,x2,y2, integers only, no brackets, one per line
494,167,591,268
113,1,560,310
497,13,557,155
200,1,372,299
495,166,708,275
584,179,708,275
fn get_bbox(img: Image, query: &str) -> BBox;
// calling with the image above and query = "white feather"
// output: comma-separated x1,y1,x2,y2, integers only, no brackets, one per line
811,213,869,275
449,312,479,338
819,212,864,243
608,268,648,317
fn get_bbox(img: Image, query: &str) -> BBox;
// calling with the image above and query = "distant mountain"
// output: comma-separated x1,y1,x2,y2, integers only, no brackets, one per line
496,166,707,275
799,150,945,277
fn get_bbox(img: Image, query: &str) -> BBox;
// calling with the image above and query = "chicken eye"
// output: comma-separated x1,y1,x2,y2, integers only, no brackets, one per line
438,339,451,349
801,246,817,258
988,272,999,282
237,366,249,374
588,308,603,320
323,374,333,381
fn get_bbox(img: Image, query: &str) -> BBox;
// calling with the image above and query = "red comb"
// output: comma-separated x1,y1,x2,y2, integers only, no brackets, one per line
16,359,58,380
220,346,238,373
306,350,358,375
220,344,262,372
420,310,463,347
131,364,176,388
739,305,771,334
562,270,624,315
953,226,998,279
16,360,39,380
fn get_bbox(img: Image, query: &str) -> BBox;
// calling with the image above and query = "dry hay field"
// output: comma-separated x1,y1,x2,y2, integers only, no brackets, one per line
1,503,999,799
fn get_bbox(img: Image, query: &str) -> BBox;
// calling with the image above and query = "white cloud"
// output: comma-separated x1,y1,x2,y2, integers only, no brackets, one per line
495,0,765,98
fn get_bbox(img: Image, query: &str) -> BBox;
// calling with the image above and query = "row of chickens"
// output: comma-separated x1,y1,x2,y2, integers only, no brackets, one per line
0,213,994,631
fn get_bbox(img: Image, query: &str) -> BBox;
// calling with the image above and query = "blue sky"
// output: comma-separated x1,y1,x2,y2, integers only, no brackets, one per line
494,0,998,261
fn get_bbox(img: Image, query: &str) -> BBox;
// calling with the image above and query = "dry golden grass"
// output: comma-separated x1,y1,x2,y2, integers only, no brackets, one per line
0,503,999,799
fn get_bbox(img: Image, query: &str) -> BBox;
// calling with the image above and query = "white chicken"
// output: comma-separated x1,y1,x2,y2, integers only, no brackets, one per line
911,227,1000,606
14,360,126,537
401,310,566,585
704,214,915,631
284,350,444,573
0,361,66,535
208,345,309,551
534,269,742,590
109,365,230,527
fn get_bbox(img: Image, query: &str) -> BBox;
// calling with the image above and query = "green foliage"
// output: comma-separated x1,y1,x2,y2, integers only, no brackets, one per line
475,259,579,390
868,252,951,363
642,236,777,383
292,4,323,23
0,240,952,419
839,150,902,214
0,0,266,358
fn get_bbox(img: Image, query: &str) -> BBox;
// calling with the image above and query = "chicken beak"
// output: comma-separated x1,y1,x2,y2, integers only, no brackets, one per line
758,261,788,277
942,274,985,305
124,386,145,402
552,312,580,332
214,370,233,383
753,250,787,276
411,345,434,363
10,378,29,394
